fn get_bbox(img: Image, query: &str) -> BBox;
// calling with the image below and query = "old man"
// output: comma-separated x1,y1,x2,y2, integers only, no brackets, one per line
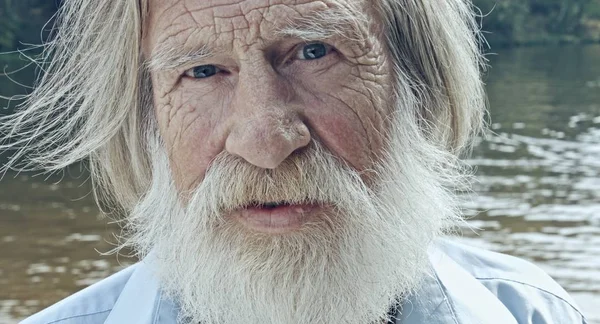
2,0,586,323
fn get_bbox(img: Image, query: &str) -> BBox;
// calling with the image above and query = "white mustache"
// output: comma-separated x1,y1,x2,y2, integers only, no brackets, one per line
186,141,372,217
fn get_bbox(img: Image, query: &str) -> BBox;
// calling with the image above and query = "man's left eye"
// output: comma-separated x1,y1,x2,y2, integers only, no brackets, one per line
296,43,332,60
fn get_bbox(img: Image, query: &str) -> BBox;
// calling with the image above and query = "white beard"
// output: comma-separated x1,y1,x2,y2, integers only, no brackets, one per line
125,119,463,324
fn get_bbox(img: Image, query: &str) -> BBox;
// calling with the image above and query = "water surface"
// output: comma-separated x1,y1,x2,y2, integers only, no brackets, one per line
1,45,599,323
460,45,600,322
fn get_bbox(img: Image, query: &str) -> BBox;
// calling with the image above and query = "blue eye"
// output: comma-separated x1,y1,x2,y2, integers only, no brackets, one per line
186,65,219,79
298,43,330,60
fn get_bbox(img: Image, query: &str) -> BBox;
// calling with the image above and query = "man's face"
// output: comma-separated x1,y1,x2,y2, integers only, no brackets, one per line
134,1,457,323
144,0,392,233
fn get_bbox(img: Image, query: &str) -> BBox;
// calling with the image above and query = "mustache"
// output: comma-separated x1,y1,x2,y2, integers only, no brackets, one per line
184,141,370,215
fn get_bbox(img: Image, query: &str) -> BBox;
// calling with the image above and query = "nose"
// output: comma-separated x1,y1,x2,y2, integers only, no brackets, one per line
225,61,311,169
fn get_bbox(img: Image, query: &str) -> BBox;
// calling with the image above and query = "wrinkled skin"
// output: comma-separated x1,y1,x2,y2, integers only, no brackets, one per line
144,0,393,192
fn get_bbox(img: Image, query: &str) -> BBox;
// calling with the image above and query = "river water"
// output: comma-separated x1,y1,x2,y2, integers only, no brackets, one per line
1,45,599,323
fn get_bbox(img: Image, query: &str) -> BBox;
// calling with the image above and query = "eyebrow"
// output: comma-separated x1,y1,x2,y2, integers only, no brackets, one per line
147,6,367,72
277,6,367,43
146,43,215,72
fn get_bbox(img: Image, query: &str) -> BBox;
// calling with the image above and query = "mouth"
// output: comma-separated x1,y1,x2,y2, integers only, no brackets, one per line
250,201,291,210
232,200,319,233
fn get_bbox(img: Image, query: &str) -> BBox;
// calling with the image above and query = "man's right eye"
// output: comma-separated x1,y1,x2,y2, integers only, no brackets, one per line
184,65,220,79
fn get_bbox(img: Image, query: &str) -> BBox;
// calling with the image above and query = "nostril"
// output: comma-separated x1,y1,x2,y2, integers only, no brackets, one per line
290,146,307,158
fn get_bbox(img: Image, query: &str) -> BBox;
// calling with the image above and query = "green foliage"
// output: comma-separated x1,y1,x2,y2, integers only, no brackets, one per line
475,0,529,45
474,0,600,46
0,0,59,52
586,0,600,19
0,0,57,115
0,1,599,52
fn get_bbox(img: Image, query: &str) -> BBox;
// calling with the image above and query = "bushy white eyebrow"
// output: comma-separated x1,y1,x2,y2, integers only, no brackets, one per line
147,7,367,72
147,44,214,72
276,6,367,43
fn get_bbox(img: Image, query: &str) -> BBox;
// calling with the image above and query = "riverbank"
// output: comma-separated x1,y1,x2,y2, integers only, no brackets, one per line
484,19,600,48
471,0,600,48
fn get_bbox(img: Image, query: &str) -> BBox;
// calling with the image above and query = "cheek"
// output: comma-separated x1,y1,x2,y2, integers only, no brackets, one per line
306,100,372,170
300,71,390,172
153,81,229,191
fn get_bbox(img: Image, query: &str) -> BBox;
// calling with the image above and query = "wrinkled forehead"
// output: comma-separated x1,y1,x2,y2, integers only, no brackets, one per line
143,0,368,56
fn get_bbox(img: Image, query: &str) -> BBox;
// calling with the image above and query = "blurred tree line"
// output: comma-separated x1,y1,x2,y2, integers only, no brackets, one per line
474,0,600,46
0,0,600,51
0,0,59,52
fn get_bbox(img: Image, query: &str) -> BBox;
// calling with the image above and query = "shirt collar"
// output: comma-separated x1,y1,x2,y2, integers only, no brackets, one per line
398,242,519,324
104,256,179,324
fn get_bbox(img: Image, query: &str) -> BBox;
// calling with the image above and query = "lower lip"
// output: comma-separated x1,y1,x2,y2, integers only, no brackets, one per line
234,204,317,233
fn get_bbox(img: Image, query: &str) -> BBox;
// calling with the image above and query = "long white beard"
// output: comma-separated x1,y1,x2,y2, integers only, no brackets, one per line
125,121,464,324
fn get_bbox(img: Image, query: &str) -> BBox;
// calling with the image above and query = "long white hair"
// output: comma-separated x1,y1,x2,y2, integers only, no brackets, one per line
0,0,486,214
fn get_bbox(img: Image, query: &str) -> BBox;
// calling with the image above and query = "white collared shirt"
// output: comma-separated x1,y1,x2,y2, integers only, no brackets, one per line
21,240,587,324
